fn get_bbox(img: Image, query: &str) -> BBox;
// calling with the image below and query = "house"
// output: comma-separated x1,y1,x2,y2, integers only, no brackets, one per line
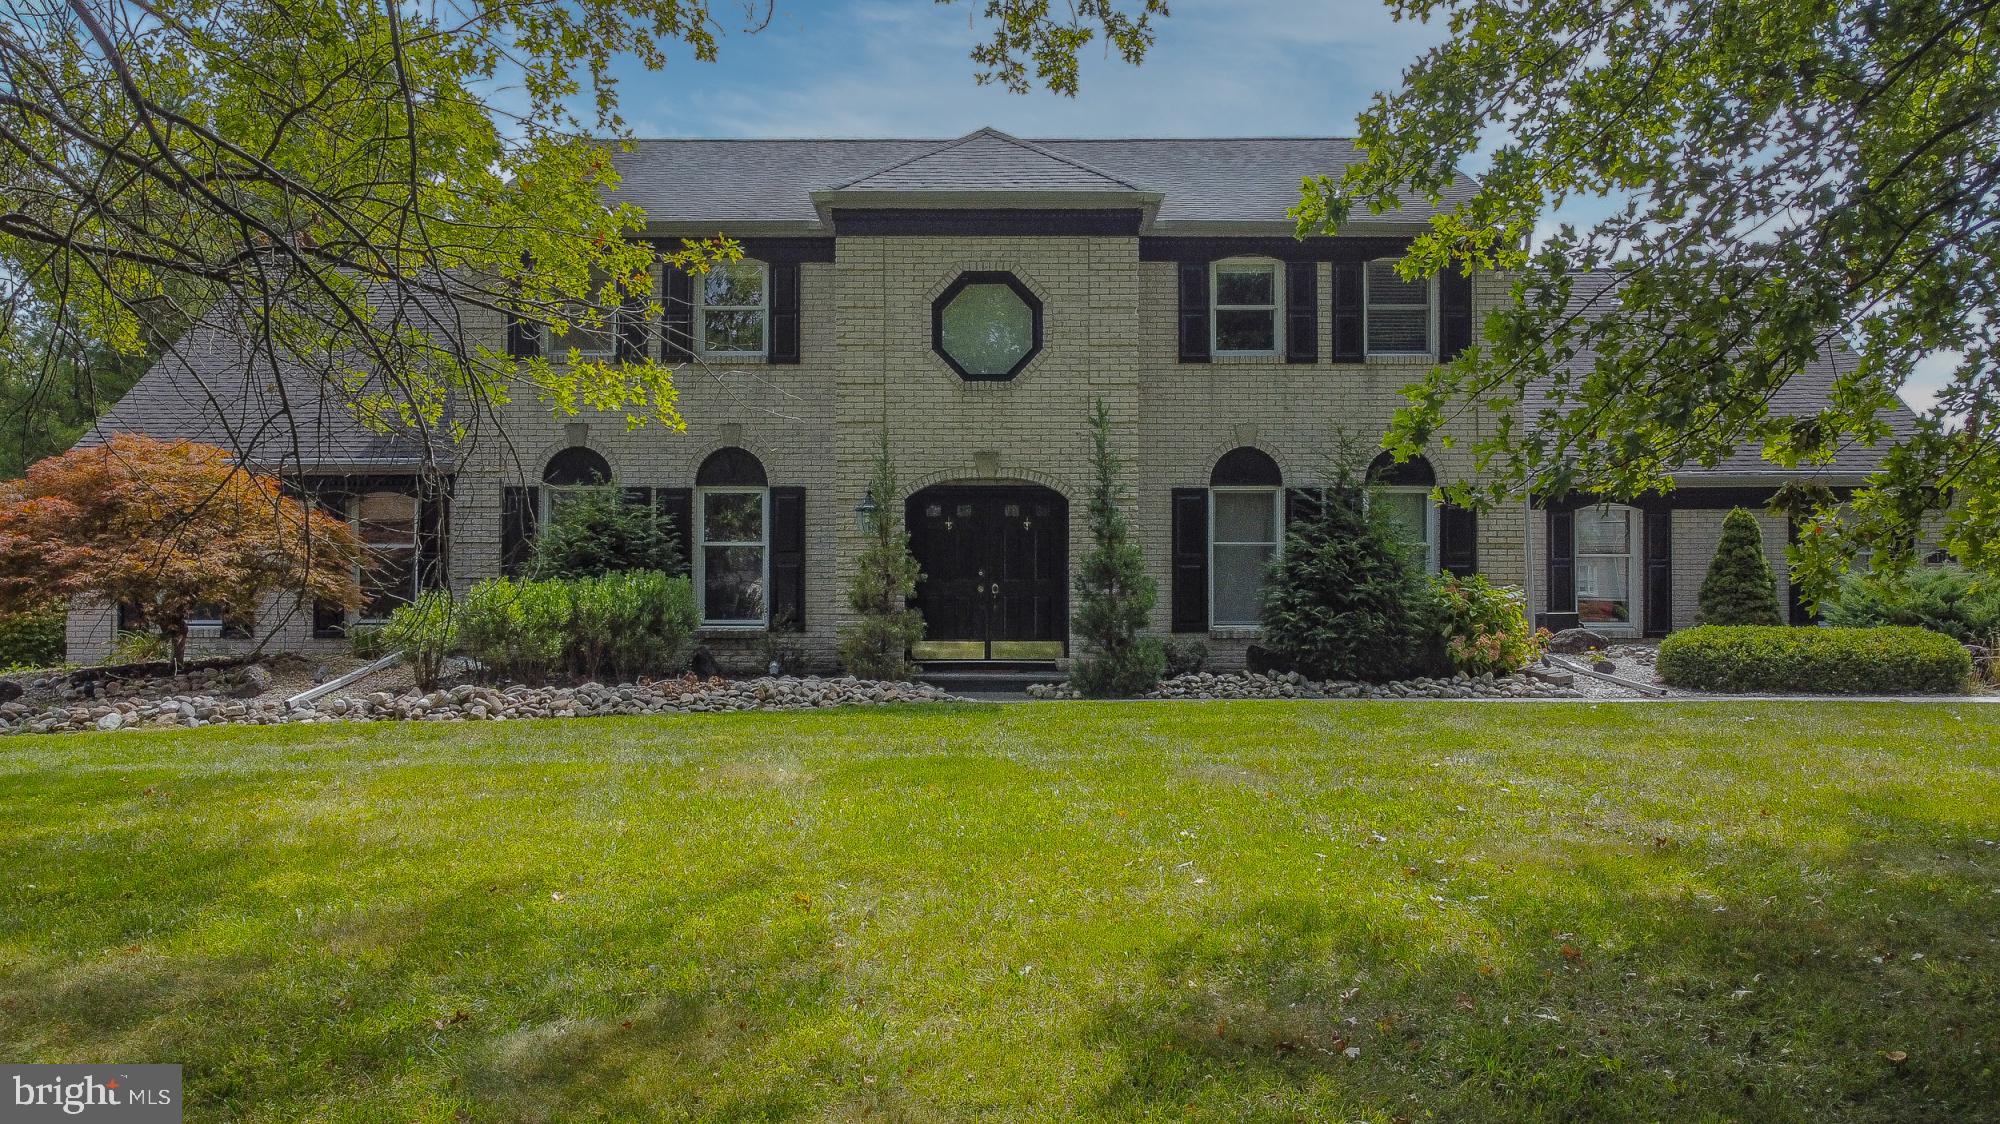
67,128,1914,670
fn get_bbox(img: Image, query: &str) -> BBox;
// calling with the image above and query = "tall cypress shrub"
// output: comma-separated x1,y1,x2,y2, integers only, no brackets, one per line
1699,507,1784,625
1069,399,1166,697
838,437,925,680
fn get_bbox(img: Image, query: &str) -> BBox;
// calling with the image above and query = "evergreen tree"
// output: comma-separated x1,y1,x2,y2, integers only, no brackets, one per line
1069,400,1166,697
526,486,681,580
1699,508,1784,625
1261,479,1441,683
839,437,925,681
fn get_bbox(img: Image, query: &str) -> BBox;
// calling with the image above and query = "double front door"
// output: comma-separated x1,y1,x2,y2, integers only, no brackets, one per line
907,485,1068,661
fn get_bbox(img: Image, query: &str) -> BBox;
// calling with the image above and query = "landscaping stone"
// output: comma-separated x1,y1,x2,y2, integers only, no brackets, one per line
1548,628,1612,654
1027,670,1584,701
0,674,965,736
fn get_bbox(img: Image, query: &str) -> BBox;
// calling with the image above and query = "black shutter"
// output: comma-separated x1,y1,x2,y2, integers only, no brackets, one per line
1546,508,1576,613
1171,488,1210,633
620,486,652,508
1178,262,1211,363
655,487,693,577
1439,267,1473,361
1285,262,1318,364
1284,487,1324,529
417,483,449,592
501,485,539,576
661,264,694,361
769,486,806,630
1439,503,1478,578
1644,509,1673,636
1330,261,1364,362
615,291,648,364
768,261,801,364
505,314,541,359
313,490,353,637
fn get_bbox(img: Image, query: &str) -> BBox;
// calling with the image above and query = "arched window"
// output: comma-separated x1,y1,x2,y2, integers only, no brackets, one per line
1208,447,1283,628
694,448,769,626
540,446,612,525
1210,258,1284,356
1368,452,1438,572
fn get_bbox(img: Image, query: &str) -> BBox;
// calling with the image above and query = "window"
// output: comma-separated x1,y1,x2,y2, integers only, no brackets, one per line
1374,489,1438,572
1575,505,1639,631
698,260,768,358
694,447,770,627
1364,259,1434,356
540,446,612,525
546,273,620,361
1211,259,1282,355
354,490,421,622
932,271,1042,380
1208,447,1284,628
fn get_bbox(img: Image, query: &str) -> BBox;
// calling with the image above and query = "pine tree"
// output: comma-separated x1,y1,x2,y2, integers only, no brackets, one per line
1698,507,1785,625
838,436,925,680
1069,399,1166,697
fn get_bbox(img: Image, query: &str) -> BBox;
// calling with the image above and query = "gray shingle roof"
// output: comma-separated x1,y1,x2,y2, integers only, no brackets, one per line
1525,269,1918,483
611,131,1478,228
829,128,1143,194
80,301,449,472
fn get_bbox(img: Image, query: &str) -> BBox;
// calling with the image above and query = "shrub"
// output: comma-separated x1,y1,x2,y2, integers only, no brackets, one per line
458,576,571,684
1068,399,1165,697
110,629,170,665
0,603,64,669
839,437,925,680
456,571,693,684
603,570,697,681
527,486,681,579
347,622,387,660
1262,487,1441,683
1821,565,2000,645
1698,508,1784,625
380,590,458,692
1162,636,1210,678
1657,625,1970,694
1431,574,1543,676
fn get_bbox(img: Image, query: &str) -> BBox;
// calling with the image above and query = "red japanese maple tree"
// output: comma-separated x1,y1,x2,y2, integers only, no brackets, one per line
0,435,364,664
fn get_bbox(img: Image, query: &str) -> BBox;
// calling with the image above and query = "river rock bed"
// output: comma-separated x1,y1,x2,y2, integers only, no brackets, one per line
1027,669,1584,701
0,675,964,735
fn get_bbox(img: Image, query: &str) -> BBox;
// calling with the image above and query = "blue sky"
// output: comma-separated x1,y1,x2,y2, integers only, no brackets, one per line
605,0,1947,411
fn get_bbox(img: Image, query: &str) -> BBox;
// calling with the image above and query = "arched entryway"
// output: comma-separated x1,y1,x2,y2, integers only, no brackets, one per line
907,484,1069,662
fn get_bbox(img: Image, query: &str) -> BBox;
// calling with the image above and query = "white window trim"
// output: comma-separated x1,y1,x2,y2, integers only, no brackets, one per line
1370,486,1440,573
694,486,771,628
1210,258,1284,357
1208,486,1285,629
697,259,770,360
1363,261,1437,358
1574,504,1642,636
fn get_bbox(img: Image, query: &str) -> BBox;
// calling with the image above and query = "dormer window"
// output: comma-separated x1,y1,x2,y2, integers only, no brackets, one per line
1365,259,1435,356
698,260,768,358
1210,259,1282,356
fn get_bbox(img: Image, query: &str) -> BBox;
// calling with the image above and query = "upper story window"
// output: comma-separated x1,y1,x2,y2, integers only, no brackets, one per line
698,260,768,358
932,271,1043,380
545,271,621,361
1211,259,1282,356
1365,259,1434,356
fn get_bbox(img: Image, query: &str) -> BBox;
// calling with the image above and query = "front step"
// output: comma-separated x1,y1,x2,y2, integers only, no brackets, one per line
918,662,1063,695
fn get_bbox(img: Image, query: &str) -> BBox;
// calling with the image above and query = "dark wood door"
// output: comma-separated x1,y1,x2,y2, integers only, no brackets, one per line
907,486,1067,661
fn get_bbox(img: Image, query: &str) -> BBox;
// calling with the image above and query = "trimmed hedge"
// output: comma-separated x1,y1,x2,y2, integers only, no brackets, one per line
1658,625,1971,695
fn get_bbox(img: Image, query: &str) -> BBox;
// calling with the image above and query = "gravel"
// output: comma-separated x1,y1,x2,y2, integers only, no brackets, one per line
1029,668,1584,701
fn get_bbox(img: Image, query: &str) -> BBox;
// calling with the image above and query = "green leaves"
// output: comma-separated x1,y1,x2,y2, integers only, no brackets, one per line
1300,0,2000,598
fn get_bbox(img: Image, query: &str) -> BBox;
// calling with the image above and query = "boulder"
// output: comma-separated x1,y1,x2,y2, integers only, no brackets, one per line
690,647,722,679
0,681,20,703
230,664,273,698
1547,628,1611,655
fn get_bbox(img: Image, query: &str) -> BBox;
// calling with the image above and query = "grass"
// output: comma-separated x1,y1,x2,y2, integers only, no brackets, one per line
2,702,1998,1122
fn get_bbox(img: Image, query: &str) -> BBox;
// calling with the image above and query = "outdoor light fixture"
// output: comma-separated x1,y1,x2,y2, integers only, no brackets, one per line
854,486,879,536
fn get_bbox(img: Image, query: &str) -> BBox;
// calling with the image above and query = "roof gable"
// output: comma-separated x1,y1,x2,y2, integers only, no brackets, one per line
830,128,1141,194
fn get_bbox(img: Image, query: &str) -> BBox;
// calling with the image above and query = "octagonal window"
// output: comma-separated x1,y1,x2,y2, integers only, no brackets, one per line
932,272,1042,381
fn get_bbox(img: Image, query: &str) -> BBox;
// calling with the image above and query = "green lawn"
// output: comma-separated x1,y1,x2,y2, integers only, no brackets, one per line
3,703,1998,1121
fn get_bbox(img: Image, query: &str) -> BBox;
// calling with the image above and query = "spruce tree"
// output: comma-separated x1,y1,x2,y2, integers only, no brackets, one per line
1069,399,1166,697
1698,507,1785,625
838,437,925,680
1261,477,1440,682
